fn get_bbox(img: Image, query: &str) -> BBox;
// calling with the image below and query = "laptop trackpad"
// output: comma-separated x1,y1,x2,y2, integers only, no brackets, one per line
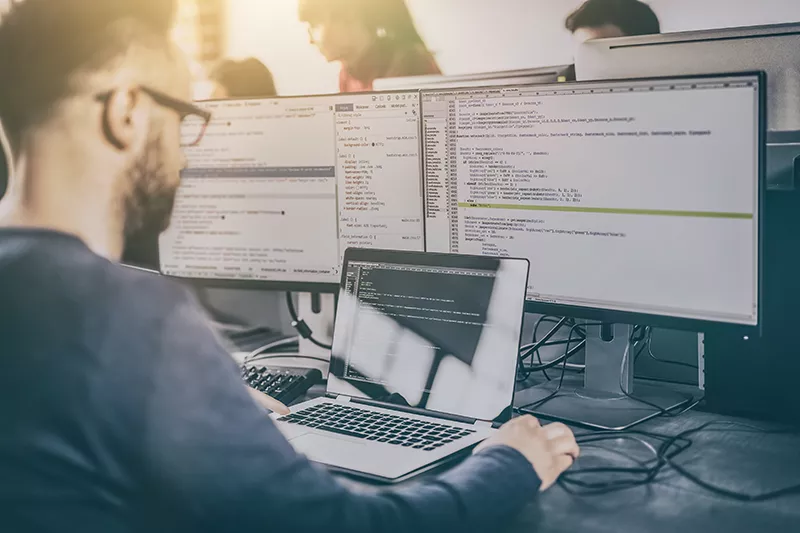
291,433,373,471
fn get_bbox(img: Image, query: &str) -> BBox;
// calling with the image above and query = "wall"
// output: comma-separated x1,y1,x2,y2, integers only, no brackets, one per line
226,0,800,97
651,0,800,33
227,0,340,95
405,0,584,75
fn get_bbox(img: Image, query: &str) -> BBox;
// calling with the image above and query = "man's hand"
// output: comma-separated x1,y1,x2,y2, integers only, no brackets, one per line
475,415,579,491
247,387,290,415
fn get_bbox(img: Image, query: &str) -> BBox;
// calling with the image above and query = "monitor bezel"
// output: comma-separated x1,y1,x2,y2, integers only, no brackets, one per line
159,88,426,294
420,71,766,333
373,64,573,91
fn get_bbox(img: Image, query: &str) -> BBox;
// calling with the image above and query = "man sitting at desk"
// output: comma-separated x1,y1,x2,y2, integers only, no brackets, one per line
0,1,578,531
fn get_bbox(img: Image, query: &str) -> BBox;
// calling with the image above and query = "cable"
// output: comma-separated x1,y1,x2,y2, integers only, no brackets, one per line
517,322,596,410
559,421,800,501
558,429,693,495
246,354,330,365
520,338,582,352
243,337,300,364
617,336,697,418
517,317,589,381
285,292,333,350
655,421,800,502
519,317,569,361
516,322,698,417
633,335,649,363
524,340,587,372
517,316,568,382
645,328,699,369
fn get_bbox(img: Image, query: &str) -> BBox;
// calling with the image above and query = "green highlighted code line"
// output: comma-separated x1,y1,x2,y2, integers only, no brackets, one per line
457,203,753,220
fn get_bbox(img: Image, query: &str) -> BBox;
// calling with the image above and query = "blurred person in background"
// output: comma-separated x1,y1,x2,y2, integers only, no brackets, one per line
563,0,661,80
299,0,440,92
210,57,278,98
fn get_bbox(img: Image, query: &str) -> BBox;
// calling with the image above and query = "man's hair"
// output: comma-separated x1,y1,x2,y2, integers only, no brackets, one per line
565,0,660,36
211,58,277,99
0,0,177,146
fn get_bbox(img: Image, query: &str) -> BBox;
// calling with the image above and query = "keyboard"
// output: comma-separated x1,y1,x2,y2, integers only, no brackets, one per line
242,365,322,406
279,403,476,451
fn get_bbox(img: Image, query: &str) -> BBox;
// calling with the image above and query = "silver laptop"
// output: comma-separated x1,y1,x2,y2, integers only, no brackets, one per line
273,248,529,483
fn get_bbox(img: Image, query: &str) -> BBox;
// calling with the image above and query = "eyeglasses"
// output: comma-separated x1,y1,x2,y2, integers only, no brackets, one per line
96,86,212,147
141,87,212,147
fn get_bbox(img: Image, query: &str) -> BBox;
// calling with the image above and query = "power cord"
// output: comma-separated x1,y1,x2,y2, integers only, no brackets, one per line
517,322,599,409
246,354,330,365
517,317,587,382
285,292,333,351
656,421,800,502
616,331,698,417
516,322,699,419
243,337,300,364
561,422,800,501
559,429,693,494
641,326,699,370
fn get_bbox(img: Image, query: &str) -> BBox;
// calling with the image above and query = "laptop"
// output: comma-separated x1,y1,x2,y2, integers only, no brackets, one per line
273,248,529,483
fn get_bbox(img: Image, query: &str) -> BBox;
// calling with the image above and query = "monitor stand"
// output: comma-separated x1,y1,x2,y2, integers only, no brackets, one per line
295,292,335,360
515,323,691,431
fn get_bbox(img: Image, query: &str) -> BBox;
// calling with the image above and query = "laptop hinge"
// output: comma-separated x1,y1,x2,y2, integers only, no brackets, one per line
335,395,352,403
350,397,477,424
474,420,492,428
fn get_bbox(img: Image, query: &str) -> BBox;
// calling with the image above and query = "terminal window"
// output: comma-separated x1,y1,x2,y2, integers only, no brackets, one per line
422,76,761,325
329,259,521,420
159,92,425,285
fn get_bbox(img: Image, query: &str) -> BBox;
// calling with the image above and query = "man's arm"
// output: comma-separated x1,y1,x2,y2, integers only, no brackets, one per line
135,290,543,532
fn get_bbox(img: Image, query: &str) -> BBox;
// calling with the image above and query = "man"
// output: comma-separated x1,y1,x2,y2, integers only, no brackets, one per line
563,0,661,80
0,1,578,532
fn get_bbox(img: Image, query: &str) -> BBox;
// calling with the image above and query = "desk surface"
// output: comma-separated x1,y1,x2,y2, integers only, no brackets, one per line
514,411,800,533
332,410,800,532
270,356,800,532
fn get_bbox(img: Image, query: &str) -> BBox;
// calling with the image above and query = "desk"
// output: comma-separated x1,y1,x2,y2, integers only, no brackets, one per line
514,411,800,533
332,410,800,532
277,358,800,532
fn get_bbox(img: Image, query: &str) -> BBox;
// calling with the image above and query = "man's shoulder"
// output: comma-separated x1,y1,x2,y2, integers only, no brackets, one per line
0,229,193,317
108,262,194,312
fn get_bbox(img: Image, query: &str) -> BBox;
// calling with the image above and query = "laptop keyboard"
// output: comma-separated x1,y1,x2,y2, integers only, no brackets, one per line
279,403,476,451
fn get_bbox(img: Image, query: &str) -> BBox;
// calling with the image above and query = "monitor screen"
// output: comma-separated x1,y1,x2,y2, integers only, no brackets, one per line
575,27,800,191
422,75,762,326
328,250,529,422
159,92,425,287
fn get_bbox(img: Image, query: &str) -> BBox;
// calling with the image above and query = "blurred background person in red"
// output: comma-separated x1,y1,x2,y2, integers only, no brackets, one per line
299,0,440,93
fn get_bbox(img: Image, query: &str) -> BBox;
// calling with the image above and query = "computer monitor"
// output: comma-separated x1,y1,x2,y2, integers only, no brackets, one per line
575,23,800,191
421,74,764,428
159,91,426,292
373,65,572,92
422,74,763,329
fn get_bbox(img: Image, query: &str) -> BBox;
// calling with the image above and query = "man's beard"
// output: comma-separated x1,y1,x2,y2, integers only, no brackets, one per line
120,133,179,270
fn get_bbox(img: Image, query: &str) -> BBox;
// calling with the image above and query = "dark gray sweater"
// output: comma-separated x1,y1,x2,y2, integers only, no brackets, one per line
0,229,541,532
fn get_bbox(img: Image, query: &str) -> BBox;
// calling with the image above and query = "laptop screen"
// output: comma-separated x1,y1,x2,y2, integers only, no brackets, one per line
328,252,529,422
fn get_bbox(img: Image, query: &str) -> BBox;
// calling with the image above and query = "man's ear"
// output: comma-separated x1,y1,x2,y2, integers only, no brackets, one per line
101,87,149,151
0,119,12,198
